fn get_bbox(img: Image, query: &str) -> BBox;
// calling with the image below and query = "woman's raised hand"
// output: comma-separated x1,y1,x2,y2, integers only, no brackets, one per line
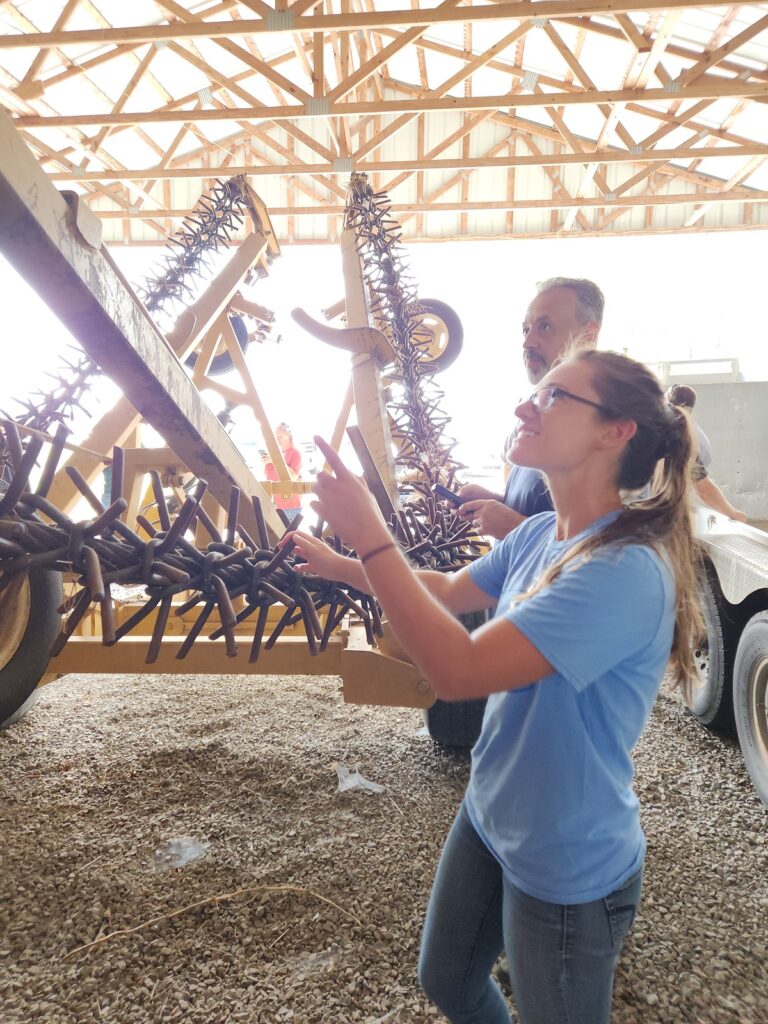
310,436,390,554
280,530,346,580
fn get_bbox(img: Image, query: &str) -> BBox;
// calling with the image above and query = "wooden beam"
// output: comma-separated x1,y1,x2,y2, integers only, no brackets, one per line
14,78,768,128
0,2,747,51
89,188,768,218
49,142,768,182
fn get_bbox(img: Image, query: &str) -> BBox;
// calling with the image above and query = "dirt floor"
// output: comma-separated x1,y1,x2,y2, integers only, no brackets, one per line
1,673,766,1024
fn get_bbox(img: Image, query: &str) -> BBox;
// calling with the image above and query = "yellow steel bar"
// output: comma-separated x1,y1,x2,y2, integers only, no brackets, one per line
0,108,283,540
341,229,399,507
46,625,435,709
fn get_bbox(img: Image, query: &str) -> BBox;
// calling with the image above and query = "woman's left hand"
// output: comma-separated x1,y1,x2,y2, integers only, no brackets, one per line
310,436,391,553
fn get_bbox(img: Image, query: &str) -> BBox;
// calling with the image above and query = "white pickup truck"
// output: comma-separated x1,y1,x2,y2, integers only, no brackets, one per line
690,508,768,806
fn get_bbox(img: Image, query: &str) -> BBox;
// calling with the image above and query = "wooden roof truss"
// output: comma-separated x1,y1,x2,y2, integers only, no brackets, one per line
1,0,767,243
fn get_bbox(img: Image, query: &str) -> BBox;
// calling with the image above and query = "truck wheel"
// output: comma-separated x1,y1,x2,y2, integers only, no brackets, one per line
686,572,736,733
732,611,768,808
424,611,486,748
0,569,63,729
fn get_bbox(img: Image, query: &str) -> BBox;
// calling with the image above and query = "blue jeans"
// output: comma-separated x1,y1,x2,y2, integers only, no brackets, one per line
418,801,643,1024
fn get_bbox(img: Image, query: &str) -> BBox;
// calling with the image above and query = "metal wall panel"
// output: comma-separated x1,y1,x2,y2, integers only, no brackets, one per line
691,381,768,520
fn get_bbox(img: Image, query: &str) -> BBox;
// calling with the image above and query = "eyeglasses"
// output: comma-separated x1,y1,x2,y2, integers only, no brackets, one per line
527,385,614,416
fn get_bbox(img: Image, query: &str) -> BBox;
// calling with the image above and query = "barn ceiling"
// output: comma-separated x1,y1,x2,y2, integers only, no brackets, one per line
1,0,767,244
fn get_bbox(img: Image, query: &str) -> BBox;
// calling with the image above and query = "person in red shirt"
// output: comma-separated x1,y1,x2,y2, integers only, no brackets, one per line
262,422,302,523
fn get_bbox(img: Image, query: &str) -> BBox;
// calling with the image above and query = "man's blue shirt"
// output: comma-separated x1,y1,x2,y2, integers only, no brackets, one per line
466,511,675,903
503,465,553,517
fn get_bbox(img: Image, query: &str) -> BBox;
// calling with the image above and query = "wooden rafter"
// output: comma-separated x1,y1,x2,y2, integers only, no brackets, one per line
0,0,765,243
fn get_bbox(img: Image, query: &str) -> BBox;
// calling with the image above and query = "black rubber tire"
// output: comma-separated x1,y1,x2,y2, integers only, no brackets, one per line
413,299,464,375
184,313,249,377
0,569,63,729
732,611,768,808
424,611,487,749
687,570,737,733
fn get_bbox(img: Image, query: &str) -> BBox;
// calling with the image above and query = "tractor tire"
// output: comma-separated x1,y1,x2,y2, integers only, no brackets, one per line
424,611,487,749
0,569,63,729
686,570,737,733
413,299,464,375
184,313,249,377
732,611,768,808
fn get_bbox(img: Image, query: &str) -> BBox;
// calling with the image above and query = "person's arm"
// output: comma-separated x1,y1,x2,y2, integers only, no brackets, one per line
456,482,505,503
695,477,748,523
285,530,496,616
457,499,526,540
307,438,553,699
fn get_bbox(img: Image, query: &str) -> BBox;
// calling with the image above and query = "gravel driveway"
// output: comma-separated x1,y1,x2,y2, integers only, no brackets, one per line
1,673,766,1023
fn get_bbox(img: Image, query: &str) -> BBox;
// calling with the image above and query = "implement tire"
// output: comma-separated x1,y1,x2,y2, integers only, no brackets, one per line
0,569,63,729
686,570,737,734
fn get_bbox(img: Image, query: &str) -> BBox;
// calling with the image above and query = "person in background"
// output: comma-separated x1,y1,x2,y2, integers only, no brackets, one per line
262,422,302,523
285,348,702,1024
666,384,748,523
457,278,605,539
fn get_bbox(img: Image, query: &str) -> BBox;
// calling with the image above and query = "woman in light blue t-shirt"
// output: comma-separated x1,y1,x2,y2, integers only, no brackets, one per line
287,350,702,1024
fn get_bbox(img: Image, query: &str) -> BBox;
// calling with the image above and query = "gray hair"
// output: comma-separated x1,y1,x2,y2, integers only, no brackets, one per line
537,277,605,327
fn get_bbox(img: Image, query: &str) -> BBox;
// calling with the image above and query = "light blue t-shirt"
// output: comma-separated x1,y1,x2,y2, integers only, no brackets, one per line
466,511,675,904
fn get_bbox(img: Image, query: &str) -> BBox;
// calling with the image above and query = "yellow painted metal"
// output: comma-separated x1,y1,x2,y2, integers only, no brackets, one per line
341,623,434,709
341,229,399,506
48,624,435,710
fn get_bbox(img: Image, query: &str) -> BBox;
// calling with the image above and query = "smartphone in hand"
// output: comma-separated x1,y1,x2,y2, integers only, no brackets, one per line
432,483,464,507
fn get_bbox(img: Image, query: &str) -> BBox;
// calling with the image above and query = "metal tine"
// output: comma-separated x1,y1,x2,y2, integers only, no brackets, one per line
49,588,92,659
225,486,240,546
175,591,207,617
319,600,344,652
177,599,216,659
235,522,257,550
35,422,69,499
251,496,269,549
156,481,207,555
100,584,116,645
248,604,270,663
366,596,385,638
261,534,295,576
146,596,173,664
112,595,161,644
82,545,105,603
196,502,222,543
211,575,238,657
149,470,172,532
208,599,257,641
63,465,105,516
299,589,323,640
258,578,295,607
299,595,318,656
264,603,298,650
84,498,128,539
136,514,158,539
361,608,375,646
311,518,326,539
0,433,44,518
1,421,24,472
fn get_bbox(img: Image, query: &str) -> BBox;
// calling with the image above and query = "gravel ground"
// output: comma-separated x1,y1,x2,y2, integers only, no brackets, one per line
1,673,766,1024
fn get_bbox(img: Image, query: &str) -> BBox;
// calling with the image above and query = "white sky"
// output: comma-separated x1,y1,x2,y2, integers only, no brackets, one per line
2,229,767,477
